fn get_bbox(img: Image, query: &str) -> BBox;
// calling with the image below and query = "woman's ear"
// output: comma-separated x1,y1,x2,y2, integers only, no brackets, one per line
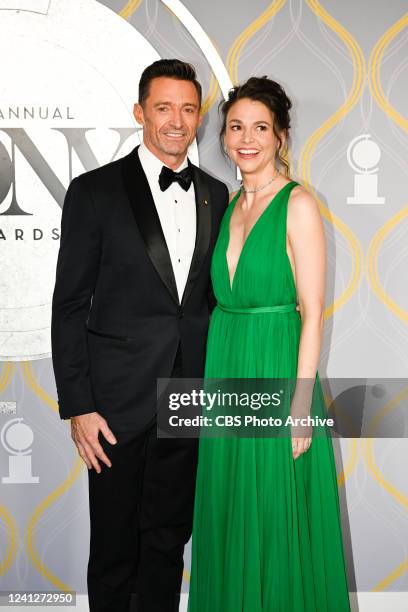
279,129,288,153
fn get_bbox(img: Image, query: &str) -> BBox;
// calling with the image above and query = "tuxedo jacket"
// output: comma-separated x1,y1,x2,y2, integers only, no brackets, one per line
51,146,229,431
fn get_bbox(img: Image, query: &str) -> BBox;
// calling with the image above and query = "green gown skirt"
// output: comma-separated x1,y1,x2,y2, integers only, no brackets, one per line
188,182,351,611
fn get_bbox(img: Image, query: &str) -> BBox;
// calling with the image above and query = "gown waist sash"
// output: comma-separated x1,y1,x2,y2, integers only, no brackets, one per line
216,302,297,315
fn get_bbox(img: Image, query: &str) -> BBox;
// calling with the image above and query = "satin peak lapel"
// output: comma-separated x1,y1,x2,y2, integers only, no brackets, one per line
121,147,179,305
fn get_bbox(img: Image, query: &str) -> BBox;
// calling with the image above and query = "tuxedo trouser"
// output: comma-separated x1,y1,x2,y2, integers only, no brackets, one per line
87,346,198,612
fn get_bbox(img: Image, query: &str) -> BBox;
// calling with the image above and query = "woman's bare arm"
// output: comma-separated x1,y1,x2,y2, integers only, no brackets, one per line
287,185,326,457
287,186,326,379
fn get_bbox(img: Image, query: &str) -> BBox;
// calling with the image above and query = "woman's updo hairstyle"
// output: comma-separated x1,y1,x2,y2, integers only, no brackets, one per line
220,76,292,176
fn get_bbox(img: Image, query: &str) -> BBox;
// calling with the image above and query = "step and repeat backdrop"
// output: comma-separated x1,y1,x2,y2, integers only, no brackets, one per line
0,0,407,602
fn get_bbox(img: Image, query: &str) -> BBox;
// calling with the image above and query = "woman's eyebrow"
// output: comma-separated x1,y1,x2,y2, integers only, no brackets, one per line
228,119,271,125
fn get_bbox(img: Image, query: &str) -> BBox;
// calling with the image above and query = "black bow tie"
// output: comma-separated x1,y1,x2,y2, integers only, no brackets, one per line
159,165,193,192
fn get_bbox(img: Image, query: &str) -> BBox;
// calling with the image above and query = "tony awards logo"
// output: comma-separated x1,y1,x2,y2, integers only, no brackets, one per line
1,418,39,484
346,134,385,205
0,0,160,361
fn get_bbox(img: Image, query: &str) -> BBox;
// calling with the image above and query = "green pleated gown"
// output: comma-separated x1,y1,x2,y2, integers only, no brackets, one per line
188,181,351,612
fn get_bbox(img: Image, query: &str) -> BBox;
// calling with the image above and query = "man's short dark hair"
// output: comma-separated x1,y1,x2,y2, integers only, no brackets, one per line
138,59,202,106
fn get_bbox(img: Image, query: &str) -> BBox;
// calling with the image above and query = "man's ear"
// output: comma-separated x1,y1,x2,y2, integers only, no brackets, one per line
133,103,144,126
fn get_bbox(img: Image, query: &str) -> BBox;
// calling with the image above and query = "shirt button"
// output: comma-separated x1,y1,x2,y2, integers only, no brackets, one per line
174,200,178,203
178,258,181,263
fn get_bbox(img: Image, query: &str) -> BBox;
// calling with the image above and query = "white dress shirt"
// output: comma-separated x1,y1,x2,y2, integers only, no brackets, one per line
138,143,197,302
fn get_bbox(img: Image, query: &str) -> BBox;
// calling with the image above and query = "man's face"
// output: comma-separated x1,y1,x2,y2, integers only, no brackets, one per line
134,76,202,168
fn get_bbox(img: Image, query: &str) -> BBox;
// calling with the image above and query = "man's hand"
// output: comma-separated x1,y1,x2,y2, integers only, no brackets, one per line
71,412,117,473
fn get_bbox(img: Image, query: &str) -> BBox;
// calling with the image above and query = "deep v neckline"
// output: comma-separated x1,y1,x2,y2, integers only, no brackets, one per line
225,181,297,292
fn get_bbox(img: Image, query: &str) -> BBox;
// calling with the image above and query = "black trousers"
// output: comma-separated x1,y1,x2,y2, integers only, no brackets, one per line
87,347,198,612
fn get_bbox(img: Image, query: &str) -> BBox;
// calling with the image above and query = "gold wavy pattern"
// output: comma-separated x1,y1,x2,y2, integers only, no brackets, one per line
373,556,408,592
0,362,16,392
364,438,408,511
0,362,18,574
226,0,287,84
25,457,84,591
362,383,408,510
364,13,408,590
362,382,408,588
300,0,365,320
201,70,220,117
367,14,408,324
295,3,408,591
20,362,59,413
368,13,408,132
20,362,84,588
367,205,408,325
120,0,143,19
0,506,19,576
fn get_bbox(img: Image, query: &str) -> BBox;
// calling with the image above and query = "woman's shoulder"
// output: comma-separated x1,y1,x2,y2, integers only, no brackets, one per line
287,181,319,210
288,179,307,195
286,181,322,233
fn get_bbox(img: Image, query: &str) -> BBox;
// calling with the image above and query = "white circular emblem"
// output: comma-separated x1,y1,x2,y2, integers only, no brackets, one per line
0,0,162,360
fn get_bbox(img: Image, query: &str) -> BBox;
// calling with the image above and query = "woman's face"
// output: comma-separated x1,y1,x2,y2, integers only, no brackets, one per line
223,97,284,174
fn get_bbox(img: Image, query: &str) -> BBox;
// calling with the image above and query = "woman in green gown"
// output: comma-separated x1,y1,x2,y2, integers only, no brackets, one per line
188,77,351,611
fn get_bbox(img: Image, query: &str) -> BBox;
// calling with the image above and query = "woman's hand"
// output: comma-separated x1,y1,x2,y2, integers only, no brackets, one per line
290,377,314,460
291,434,312,460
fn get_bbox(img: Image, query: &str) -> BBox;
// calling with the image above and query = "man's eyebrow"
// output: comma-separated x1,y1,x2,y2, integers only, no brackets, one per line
153,101,199,108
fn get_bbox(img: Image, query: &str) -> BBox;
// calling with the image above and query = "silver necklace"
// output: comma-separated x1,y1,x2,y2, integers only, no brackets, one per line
241,171,280,194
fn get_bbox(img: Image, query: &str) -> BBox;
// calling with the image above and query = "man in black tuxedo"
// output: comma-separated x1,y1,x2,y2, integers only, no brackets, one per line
51,59,229,612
